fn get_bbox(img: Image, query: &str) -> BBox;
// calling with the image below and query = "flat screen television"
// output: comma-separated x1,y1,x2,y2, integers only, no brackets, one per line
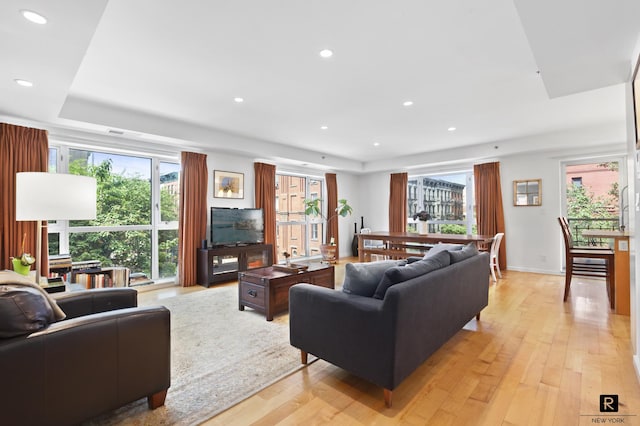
210,207,264,246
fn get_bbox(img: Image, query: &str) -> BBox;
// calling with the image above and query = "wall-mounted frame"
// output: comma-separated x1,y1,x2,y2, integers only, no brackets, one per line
513,179,541,206
214,170,244,199
633,52,640,149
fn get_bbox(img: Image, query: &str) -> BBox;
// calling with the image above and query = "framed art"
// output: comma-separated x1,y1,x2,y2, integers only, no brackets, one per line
633,53,640,149
214,170,244,199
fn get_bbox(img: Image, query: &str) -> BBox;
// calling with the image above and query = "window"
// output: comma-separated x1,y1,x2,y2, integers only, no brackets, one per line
408,171,475,234
48,144,179,283
571,177,583,187
275,173,324,261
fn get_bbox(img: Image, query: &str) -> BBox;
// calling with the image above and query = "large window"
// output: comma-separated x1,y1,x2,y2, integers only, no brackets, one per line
408,171,475,234
48,144,179,283
275,174,324,261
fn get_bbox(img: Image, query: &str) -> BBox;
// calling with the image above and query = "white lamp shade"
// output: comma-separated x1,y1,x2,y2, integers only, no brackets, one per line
15,172,97,221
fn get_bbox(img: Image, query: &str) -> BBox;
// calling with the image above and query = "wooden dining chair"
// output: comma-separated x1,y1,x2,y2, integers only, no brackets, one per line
558,217,615,308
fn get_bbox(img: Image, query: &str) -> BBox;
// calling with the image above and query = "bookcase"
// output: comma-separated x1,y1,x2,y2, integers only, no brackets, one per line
197,244,273,287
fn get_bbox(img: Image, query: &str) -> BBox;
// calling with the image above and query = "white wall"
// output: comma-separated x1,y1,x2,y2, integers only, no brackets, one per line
500,152,562,274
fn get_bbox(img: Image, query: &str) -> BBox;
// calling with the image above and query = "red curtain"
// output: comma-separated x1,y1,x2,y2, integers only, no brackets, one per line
254,162,277,262
389,172,408,232
474,162,506,268
325,173,339,260
178,152,208,286
0,123,49,276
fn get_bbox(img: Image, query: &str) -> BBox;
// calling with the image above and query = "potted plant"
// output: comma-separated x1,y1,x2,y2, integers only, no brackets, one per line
303,198,353,262
10,233,35,276
413,210,431,235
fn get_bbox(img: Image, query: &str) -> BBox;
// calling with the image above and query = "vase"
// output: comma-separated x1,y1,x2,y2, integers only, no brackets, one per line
418,221,428,235
11,258,31,276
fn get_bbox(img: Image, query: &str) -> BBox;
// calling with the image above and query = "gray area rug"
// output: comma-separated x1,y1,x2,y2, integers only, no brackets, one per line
85,285,303,425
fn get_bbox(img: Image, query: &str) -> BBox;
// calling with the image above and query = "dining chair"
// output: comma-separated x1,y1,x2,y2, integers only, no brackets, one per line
489,232,504,283
361,228,386,261
557,217,615,308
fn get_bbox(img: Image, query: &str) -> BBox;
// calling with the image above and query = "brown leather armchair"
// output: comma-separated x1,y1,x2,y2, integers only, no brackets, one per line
0,287,170,426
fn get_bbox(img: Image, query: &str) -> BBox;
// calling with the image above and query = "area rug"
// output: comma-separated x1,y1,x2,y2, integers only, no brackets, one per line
85,285,304,425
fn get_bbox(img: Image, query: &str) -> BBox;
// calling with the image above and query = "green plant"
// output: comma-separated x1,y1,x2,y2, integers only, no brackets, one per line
303,198,353,244
11,232,35,266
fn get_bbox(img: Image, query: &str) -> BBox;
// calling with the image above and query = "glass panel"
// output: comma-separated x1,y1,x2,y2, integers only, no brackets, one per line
70,230,151,277
158,229,178,278
48,147,57,172
246,249,270,269
69,149,152,226
212,255,239,275
408,172,473,234
276,174,324,259
48,232,60,255
160,162,180,222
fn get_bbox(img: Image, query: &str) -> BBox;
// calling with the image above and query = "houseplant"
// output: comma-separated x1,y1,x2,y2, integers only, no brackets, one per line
413,210,431,235
10,233,36,275
303,198,353,262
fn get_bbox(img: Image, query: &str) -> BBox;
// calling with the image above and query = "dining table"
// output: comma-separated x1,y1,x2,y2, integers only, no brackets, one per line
357,231,495,262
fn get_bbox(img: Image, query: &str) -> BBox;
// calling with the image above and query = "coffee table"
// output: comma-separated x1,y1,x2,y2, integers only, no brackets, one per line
238,263,335,321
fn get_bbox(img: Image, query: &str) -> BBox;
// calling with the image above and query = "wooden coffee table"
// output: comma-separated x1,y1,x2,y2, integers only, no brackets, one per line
238,263,335,321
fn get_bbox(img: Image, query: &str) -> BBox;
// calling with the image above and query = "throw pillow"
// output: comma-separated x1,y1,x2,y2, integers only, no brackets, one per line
373,250,451,299
423,243,463,259
448,242,479,263
342,259,407,297
0,285,56,338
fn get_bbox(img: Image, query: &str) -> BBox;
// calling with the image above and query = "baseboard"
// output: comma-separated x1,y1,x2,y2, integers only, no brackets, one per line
505,266,563,275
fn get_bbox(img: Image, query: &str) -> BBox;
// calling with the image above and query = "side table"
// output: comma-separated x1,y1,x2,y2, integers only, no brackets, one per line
239,263,335,321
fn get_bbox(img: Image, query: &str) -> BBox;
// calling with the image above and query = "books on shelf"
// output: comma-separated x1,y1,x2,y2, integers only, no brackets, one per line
71,261,131,289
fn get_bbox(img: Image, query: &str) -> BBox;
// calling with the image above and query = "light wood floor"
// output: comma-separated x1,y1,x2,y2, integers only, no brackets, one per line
141,259,640,425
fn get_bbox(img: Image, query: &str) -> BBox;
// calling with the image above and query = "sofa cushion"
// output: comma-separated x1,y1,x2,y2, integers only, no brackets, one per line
342,259,407,297
0,285,56,338
423,243,463,259
448,243,479,263
373,250,451,299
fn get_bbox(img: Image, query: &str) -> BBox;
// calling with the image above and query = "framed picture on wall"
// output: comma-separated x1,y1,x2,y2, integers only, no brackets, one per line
633,53,640,149
214,170,244,199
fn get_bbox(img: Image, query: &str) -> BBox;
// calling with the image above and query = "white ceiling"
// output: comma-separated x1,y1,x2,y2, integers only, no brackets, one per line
1,0,638,173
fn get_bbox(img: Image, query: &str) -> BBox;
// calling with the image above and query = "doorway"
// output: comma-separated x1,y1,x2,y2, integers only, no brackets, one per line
562,159,624,247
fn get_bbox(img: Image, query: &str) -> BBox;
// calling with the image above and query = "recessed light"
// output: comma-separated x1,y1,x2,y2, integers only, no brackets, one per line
14,79,33,87
448,127,456,132
319,49,333,58
21,10,47,25
402,101,414,107
320,125,328,130
233,97,244,103
373,142,380,147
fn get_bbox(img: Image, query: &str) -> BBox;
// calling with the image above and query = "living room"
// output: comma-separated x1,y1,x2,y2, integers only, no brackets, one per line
1,1,640,424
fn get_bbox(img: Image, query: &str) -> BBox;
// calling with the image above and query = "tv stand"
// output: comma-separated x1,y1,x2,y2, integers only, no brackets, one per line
197,244,273,287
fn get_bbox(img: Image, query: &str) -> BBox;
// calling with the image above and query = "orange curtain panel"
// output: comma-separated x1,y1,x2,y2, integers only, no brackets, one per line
178,152,208,286
474,161,506,268
0,123,49,275
254,162,277,262
389,172,408,232
325,173,339,260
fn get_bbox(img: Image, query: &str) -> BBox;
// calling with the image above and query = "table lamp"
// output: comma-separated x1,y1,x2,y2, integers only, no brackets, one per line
15,172,97,285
